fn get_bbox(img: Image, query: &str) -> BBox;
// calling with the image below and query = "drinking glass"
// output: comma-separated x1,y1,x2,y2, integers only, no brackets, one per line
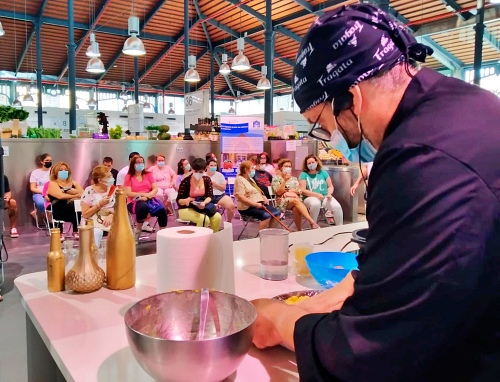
259,229,289,281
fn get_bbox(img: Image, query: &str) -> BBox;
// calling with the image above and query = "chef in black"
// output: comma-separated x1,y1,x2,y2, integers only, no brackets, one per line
251,4,500,381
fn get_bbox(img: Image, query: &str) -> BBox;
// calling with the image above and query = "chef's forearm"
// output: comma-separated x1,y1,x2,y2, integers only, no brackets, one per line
275,304,308,351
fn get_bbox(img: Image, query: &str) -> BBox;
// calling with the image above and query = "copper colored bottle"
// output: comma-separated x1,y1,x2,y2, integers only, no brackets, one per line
66,225,105,293
106,188,136,290
47,228,65,292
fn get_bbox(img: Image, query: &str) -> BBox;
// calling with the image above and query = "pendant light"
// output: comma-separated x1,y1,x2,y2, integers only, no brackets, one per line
122,105,128,112
23,79,34,102
184,55,200,83
256,65,271,90
29,78,37,94
86,57,105,73
13,97,22,107
219,54,231,75
143,96,152,110
228,101,236,115
0,22,5,37
86,32,101,58
88,88,97,110
123,16,146,56
168,102,175,114
119,85,128,100
232,38,250,72
235,90,242,103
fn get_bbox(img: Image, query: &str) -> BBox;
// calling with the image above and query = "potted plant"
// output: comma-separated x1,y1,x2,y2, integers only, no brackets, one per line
0,105,29,138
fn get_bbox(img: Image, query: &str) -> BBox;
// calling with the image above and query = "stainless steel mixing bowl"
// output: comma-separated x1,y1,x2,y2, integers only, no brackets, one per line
124,290,257,382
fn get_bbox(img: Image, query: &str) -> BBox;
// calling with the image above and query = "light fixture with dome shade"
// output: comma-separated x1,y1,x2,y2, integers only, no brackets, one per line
23,80,34,103
13,97,22,107
235,90,242,103
143,96,152,110
184,55,201,83
0,21,5,37
86,57,105,73
88,88,97,110
168,102,175,114
123,16,146,56
256,65,271,90
231,38,250,72
219,54,231,75
122,104,128,112
119,85,128,100
228,101,236,115
29,78,37,94
86,32,101,58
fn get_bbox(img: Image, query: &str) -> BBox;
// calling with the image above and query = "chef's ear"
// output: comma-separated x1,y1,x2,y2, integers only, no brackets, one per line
349,85,363,117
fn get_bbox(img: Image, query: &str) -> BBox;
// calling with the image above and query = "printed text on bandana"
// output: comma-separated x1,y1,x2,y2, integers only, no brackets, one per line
332,21,364,50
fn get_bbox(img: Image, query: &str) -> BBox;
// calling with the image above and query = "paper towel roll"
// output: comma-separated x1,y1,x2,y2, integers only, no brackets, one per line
156,223,235,294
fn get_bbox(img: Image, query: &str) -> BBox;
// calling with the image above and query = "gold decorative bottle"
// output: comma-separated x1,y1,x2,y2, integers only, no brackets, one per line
106,188,136,290
47,228,65,292
85,218,98,262
66,225,105,293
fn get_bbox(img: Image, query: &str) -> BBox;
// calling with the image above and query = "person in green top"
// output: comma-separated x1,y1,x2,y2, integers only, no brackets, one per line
298,154,343,225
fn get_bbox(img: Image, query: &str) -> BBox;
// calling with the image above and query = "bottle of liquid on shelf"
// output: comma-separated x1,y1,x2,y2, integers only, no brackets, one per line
47,228,65,292
106,188,136,290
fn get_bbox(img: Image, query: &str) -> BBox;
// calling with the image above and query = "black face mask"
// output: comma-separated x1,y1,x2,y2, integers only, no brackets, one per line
44,162,52,168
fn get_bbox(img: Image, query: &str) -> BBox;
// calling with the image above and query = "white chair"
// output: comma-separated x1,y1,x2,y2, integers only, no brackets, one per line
167,191,191,226
45,203,72,235
33,203,47,230
267,186,277,207
73,199,83,226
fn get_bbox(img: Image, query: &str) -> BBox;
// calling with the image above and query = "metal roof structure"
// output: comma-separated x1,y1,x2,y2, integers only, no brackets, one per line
0,0,499,98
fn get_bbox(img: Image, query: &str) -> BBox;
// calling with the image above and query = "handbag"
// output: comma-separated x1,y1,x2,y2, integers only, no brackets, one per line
191,197,217,217
147,197,164,215
92,210,112,232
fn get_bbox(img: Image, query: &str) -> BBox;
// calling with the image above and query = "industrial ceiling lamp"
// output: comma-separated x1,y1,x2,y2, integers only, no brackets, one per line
119,85,128,100
231,38,250,72
23,80,34,102
0,22,5,37
168,102,175,114
122,105,128,112
88,88,97,110
86,57,105,73
256,65,271,90
184,55,201,83
228,101,236,115
13,97,22,107
219,54,231,75
143,96,152,110
235,90,242,103
123,16,146,56
29,78,37,94
86,32,101,58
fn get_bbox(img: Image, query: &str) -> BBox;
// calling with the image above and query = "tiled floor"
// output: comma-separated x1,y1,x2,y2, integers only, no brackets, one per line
0,213,365,381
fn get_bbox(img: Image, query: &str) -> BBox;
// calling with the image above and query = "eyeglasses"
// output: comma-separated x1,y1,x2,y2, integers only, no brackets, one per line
308,102,332,141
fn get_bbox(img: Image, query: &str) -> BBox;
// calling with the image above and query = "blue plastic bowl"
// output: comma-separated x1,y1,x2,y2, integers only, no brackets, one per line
305,252,358,288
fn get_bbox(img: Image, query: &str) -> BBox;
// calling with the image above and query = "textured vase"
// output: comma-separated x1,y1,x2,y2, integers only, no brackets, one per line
85,218,99,262
106,188,136,290
66,225,105,293
47,228,65,292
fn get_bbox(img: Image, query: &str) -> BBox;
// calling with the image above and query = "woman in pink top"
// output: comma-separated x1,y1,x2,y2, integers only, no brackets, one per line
149,154,176,214
123,155,168,233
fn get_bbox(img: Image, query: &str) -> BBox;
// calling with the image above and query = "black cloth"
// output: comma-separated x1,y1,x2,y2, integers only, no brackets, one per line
252,170,273,199
127,200,168,227
4,175,9,193
294,68,500,381
110,168,119,185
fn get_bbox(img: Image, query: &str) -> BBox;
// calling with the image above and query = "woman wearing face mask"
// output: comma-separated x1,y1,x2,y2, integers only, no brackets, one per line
205,159,234,222
175,158,192,191
81,165,116,247
299,155,343,226
30,153,53,217
47,161,84,241
176,158,222,233
272,159,319,230
124,155,168,236
150,154,176,214
253,153,274,199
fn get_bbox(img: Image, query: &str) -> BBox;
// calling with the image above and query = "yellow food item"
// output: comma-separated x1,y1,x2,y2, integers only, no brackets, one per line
294,247,312,276
284,295,310,305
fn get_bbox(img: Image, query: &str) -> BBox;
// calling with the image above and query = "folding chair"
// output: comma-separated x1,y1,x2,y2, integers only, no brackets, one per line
167,191,192,226
227,177,240,219
33,203,48,230
74,199,83,226
128,212,158,243
45,204,72,235
237,211,261,240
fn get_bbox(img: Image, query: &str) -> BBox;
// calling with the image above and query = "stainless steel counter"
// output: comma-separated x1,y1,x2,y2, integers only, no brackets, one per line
322,165,360,223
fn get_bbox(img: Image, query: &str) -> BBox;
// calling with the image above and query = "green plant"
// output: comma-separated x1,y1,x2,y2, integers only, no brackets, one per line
0,105,29,123
109,125,123,139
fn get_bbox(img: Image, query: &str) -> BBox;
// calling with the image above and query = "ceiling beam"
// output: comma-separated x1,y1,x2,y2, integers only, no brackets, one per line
291,0,313,13
16,0,50,74
97,0,170,82
439,0,474,21
271,0,345,28
58,0,114,81
161,48,208,88
274,25,302,43
483,28,500,53
420,36,464,70
222,0,265,24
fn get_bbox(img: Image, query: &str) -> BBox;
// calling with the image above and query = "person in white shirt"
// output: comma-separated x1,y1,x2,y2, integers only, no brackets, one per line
29,153,52,215
116,151,140,187
205,158,234,222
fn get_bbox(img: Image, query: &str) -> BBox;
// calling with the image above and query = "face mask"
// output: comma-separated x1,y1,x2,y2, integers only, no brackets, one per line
184,164,191,171
259,165,266,171
330,129,377,163
307,162,317,171
193,172,203,180
103,177,114,187
44,162,52,168
58,170,69,180
282,167,292,175
135,163,145,172
157,161,165,168
209,166,217,173
249,170,256,178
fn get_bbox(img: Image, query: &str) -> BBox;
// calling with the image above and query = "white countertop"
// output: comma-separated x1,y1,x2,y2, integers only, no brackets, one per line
15,222,367,382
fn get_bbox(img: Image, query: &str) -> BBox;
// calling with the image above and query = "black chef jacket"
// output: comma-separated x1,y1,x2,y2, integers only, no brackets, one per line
294,68,500,381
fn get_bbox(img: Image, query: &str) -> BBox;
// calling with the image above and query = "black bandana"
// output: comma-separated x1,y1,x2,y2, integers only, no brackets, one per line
293,4,433,112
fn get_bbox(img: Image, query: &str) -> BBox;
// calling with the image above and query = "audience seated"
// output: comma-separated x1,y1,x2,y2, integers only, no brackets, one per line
253,157,273,199
146,154,157,170
30,153,52,216
149,154,176,214
205,159,234,222
175,158,192,190
102,156,119,185
258,152,276,176
4,175,19,238
116,151,140,186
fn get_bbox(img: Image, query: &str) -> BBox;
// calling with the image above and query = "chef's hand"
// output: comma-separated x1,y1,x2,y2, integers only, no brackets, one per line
295,272,355,313
350,185,358,196
251,299,308,350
